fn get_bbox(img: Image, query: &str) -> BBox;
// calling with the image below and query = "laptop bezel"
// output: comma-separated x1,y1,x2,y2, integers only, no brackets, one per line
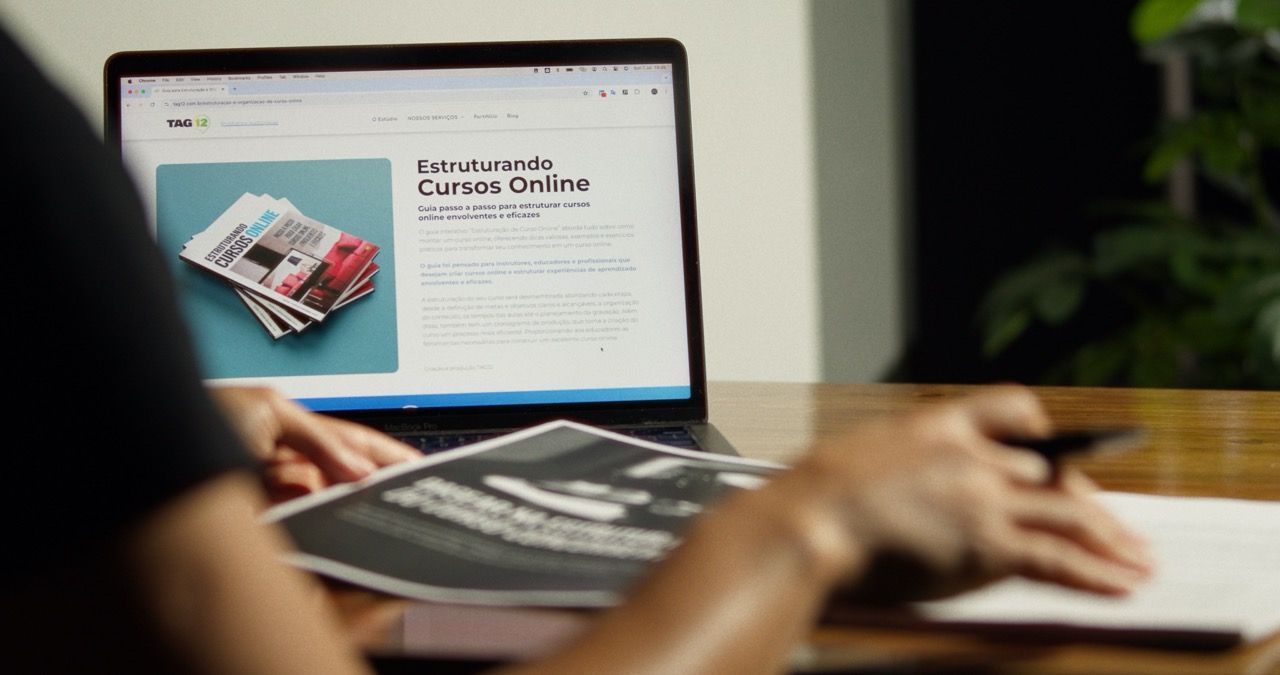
104,38,711,433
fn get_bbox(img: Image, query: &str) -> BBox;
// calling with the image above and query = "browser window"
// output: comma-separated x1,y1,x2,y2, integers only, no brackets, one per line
117,62,690,412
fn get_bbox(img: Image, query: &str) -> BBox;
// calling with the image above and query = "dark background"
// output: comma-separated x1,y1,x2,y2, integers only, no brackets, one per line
891,1,1162,384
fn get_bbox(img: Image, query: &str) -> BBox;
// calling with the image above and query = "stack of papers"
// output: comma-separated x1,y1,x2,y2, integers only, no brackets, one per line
265,421,780,607
179,193,380,339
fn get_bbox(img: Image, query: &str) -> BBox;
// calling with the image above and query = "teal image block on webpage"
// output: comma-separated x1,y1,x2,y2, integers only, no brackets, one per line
156,158,398,378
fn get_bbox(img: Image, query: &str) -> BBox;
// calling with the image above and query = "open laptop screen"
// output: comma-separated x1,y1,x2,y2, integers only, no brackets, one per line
107,40,706,428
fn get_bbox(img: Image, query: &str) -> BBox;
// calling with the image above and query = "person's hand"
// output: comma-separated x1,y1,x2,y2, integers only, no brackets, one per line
503,387,1155,675
209,386,420,502
767,386,1153,601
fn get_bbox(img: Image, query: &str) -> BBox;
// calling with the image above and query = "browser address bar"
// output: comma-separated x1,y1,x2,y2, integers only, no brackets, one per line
151,85,229,95
167,87,605,108
225,71,667,96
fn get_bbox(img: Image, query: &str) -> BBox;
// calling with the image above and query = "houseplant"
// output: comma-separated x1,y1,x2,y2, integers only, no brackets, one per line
979,0,1280,388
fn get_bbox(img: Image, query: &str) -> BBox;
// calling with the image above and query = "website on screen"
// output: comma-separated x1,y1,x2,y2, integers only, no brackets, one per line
118,64,692,410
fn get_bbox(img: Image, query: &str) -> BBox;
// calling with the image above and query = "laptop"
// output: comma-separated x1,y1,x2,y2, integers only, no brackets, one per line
104,39,735,455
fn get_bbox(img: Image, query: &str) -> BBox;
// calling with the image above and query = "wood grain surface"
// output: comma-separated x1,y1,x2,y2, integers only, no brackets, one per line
709,382,1280,500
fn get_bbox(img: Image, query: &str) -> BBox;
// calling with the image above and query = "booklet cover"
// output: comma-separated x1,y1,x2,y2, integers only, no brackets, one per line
236,288,291,340
180,192,380,322
237,263,380,339
264,421,780,607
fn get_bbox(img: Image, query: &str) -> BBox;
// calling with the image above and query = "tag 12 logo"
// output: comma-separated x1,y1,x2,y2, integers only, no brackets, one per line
166,115,209,130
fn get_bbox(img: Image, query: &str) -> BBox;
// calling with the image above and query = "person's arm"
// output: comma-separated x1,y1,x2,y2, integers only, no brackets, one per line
170,386,1148,675
503,386,1152,674
14,386,415,674
10,468,372,675
121,471,372,675
159,386,1147,675
16,387,1147,675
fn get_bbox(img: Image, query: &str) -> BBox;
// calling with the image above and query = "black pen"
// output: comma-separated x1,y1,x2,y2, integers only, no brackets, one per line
1002,428,1147,474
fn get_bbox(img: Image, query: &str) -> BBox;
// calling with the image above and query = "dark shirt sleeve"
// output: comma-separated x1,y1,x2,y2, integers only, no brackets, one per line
3,28,254,577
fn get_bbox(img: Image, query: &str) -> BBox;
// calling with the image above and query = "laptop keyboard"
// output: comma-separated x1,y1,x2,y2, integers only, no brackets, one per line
626,426,699,448
400,426,699,454
407,433,499,453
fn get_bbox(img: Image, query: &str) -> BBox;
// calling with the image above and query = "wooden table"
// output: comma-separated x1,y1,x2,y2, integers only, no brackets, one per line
344,382,1280,674
710,382,1280,501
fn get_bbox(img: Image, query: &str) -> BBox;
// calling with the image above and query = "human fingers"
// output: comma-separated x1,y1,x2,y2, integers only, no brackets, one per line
1054,468,1150,548
322,416,422,467
921,388,1053,484
212,385,417,485
209,385,286,461
960,385,1053,443
266,395,380,482
1057,467,1104,497
999,525,1151,595
261,450,326,502
1005,487,1154,575
917,407,1049,484
968,436,1052,484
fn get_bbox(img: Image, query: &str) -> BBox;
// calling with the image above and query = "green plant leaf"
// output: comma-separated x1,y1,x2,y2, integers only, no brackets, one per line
1142,23,1252,63
981,252,1085,317
1168,230,1233,296
1126,319,1182,386
1239,71,1280,144
1237,0,1280,33
1132,0,1202,44
979,251,1088,357
1256,297,1280,360
1143,128,1194,183
1178,306,1239,352
1034,277,1086,324
1220,231,1280,261
1259,302,1280,361
1195,112,1251,178
1093,226,1174,277
1071,340,1130,386
1215,270,1280,325
1146,112,1255,192
982,309,1032,358
1130,355,1182,387
1169,245,1208,292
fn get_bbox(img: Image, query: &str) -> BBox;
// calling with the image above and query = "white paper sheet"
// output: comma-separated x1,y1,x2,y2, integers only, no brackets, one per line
917,492,1280,642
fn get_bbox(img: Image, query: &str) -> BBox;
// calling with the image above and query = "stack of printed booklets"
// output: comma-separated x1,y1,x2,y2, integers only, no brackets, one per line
179,193,380,339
